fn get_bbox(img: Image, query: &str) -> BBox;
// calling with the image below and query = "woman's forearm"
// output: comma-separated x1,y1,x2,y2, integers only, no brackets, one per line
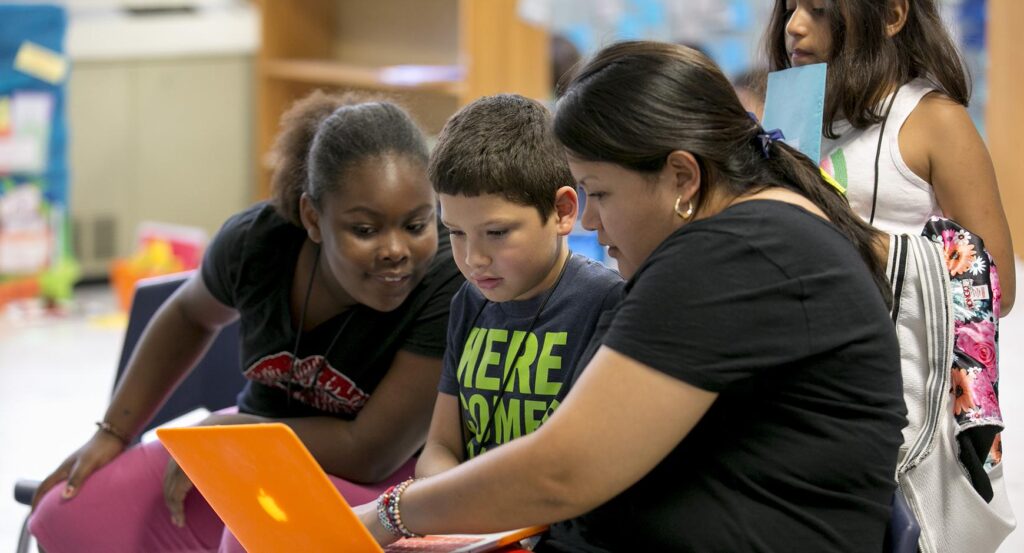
285,350,443,482
277,416,374,478
380,347,718,537
104,295,224,439
197,411,389,481
397,428,585,534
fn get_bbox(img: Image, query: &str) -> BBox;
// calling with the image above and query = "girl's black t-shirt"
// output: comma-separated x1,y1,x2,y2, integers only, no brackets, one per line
201,202,463,419
542,200,906,553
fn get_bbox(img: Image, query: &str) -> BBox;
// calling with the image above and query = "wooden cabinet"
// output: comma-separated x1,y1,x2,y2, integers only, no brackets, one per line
254,0,550,199
988,0,1024,258
69,56,252,278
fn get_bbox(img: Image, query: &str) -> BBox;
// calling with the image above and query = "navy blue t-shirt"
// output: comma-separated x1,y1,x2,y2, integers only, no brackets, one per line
438,253,623,457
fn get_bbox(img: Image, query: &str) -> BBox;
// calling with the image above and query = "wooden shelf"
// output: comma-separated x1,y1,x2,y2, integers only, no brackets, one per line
261,58,465,96
254,0,550,200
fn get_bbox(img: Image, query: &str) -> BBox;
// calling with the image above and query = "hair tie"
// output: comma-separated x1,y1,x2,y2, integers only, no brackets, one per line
757,128,785,159
746,111,785,159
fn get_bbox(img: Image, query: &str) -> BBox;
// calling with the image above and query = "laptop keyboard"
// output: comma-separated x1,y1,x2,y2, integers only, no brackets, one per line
385,535,484,552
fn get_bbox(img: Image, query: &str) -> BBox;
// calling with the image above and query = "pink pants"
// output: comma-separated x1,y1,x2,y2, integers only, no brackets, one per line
29,439,415,553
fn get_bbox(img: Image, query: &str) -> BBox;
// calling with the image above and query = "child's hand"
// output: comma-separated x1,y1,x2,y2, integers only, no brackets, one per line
355,501,401,547
162,457,194,527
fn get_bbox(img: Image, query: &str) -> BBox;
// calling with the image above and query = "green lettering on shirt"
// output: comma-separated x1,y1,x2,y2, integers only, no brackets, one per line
467,393,490,444
541,398,560,424
534,331,567,396
502,330,537,394
475,329,507,391
493,397,522,444
458,328,487,389
524,399,548,434
458,392,478,436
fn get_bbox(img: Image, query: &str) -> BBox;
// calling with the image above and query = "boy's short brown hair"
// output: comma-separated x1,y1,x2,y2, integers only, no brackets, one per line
428,94,574,220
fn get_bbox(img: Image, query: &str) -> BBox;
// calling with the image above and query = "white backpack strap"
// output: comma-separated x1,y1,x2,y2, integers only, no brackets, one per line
896,235,953,475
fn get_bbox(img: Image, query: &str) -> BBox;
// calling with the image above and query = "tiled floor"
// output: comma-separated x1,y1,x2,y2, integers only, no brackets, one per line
1,286,123,551
3,273,1024,552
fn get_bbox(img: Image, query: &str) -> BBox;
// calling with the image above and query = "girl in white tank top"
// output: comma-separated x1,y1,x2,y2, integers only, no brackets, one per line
820,78,938,235
763,0,1015,315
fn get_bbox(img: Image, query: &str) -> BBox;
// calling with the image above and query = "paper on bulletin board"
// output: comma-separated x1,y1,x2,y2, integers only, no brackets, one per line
14,41,68,85
0,183,51,274
0,91,53,174
761,63,827,164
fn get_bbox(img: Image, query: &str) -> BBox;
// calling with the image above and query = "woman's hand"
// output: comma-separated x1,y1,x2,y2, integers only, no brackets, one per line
355,501,401,547
32,430,127,510
162,457,194,527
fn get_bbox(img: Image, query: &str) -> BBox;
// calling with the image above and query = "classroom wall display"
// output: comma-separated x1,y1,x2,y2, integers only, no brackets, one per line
521,0,988,130
0,3,76,305
519,0,771,269
519,0,989,270
519,0,771,79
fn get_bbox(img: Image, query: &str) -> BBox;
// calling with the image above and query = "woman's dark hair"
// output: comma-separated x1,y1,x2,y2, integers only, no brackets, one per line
555,40,891,306
269,90,429,226
764,0,970,138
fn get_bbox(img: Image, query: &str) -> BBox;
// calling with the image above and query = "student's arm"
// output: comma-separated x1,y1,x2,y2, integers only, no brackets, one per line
33,272,238,507
902,93,1016,314
164,306,443,523
414,393,465,478
166,350,442,526
206,349,443,483
360,345,717,543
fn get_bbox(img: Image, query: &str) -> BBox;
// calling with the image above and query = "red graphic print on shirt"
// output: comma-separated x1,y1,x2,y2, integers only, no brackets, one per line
245,352,369,415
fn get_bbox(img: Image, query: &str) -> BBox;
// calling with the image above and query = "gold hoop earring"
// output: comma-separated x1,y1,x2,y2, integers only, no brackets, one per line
674,196,694,220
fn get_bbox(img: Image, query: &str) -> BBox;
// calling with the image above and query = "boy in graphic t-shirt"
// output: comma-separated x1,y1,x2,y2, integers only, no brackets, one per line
415,94,623,475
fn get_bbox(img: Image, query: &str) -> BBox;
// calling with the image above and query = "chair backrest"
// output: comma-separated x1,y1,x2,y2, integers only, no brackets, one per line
115,271,245,438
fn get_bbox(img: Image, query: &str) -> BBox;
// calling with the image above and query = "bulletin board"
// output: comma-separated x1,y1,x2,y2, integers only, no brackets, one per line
0,3,74,304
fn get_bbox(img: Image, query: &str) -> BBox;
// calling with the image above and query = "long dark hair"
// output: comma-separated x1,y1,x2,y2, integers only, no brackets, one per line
555,40,891,306
764,0,970,137
269,90,428,226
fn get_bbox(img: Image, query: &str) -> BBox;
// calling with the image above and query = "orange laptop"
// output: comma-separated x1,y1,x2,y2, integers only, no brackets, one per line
157,423,545,553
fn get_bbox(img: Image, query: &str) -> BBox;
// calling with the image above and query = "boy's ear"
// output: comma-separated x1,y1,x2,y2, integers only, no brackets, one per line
664,150,701,206
299,193,323,244
552,185,579,237
885,0,909,37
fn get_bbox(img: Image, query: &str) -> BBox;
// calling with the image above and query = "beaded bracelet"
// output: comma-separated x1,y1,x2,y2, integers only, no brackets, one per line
376,478,421,539
95,420,131,445
376,485,401,537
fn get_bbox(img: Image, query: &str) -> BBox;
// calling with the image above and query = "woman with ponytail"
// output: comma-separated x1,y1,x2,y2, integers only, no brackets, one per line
358,41,905,552
30,91,463,552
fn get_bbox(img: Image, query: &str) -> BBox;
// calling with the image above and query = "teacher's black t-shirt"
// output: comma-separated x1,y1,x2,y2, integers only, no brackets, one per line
541,200,906,553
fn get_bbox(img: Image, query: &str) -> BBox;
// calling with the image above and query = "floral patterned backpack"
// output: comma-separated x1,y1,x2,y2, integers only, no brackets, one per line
924,217,1003,491
887,217,1014,553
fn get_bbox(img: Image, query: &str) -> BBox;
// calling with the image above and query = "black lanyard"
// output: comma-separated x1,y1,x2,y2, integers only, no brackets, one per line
868,89,900,225
459,251,572,456
286,244,354,408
